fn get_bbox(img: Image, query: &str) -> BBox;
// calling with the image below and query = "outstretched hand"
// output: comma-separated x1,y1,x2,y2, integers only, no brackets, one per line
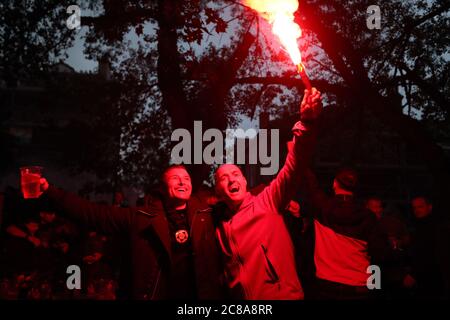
40,178,49,194
300,87,322,123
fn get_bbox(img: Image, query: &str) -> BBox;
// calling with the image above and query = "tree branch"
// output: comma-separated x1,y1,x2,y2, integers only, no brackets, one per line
235,76,347,95
371,2,450,54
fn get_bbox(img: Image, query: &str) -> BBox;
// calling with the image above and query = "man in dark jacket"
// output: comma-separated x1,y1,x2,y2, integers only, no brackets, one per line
406,196,449,298
365,196,410,298
302,168,393,299
38,165,224,300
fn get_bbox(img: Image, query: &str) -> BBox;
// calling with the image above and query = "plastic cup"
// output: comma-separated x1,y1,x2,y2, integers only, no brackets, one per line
20,166,43,199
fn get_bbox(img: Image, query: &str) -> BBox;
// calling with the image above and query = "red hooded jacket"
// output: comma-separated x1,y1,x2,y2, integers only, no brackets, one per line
214,121,316,299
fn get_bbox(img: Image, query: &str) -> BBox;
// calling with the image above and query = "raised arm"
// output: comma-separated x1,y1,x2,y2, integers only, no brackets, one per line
259,88,322,211
40,179,132,234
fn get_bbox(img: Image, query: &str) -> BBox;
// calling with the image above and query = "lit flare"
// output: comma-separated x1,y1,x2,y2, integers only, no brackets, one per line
243,0,312,89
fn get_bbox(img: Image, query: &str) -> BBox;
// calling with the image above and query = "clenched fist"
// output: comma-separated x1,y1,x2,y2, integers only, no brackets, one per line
40,178,49,194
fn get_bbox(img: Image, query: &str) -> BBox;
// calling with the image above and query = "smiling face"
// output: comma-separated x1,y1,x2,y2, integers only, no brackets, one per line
163,167,192,207
215,164,248,209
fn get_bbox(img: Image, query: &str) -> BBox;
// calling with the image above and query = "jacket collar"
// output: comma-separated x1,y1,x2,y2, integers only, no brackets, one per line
138,196,211,259
238,192,254,210
215,192,254,221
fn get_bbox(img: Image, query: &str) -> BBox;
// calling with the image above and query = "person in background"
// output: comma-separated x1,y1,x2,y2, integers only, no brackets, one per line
366,197,410,298
301,168,394,300
283,199,316,299
405,195,449,298
113,191,128,208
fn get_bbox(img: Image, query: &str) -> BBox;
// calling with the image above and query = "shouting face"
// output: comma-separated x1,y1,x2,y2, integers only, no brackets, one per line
163,167,192,205
215,164,248,209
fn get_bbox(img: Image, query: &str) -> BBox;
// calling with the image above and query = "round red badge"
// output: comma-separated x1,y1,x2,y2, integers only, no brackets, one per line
175,230,189,244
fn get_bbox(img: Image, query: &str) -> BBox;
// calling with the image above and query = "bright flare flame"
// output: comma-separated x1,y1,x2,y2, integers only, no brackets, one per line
243,0,302,65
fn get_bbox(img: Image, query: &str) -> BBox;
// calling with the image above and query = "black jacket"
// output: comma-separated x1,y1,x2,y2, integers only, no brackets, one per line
409,214,447,297
44,186,224,299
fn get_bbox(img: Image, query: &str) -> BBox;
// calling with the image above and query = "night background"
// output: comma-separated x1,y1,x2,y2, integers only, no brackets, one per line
0,0,449,301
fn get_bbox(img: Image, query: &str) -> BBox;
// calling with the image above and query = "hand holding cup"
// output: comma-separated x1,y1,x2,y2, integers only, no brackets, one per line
19,166,49,199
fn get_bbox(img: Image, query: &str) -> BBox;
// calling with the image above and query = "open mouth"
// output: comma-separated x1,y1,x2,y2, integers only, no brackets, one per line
229,185,240,194
177,188,186,192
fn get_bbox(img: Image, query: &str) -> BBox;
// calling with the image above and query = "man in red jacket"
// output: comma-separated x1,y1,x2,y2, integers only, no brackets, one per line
213,88,322,300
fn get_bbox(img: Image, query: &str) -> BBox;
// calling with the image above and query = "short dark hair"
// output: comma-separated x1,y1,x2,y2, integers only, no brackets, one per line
365,196,383,205
411,194,432,205
161,164,188,181
214,164,244,184
335,167,358,192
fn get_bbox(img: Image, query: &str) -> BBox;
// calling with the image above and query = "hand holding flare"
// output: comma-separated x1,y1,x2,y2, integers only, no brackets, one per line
243,0,313,89
301,87,321,123
297,63,312,90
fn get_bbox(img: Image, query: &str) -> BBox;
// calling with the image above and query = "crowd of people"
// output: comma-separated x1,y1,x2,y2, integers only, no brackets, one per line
0,88,449,300
0,195,123,300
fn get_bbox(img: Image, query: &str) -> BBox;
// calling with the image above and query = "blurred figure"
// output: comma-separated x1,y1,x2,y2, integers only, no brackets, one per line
366,198,383,219
113,191,128,208
4,209,78,299
82,230,116,299
283,199,316,299
0,277,17,300
110,190,130,295
5,217,41,274
302,168,394,300
366,197,410,298
406,196,448,298
366,197,410,251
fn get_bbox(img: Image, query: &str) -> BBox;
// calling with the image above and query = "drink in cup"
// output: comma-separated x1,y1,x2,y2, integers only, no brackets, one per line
20,166,43,199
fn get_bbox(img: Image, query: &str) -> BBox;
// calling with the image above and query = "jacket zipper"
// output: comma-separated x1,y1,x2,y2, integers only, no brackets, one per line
150,267,162,300
261,244,280,283
227,220,250,298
